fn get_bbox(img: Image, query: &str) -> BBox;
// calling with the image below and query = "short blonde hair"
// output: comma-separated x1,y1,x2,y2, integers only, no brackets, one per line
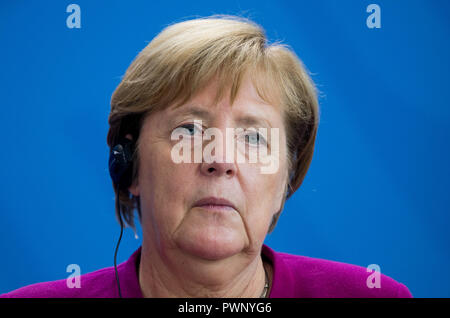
107,15,319,232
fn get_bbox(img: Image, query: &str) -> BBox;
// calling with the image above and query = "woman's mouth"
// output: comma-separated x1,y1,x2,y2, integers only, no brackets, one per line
193,197,238,213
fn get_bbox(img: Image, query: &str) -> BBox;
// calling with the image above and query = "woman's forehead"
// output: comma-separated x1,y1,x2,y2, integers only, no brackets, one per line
167,74,282,120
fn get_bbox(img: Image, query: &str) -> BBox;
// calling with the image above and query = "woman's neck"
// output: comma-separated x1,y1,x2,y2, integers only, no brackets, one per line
138,242,271,298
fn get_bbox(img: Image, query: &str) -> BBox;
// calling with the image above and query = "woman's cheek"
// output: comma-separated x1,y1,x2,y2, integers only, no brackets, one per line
239,165,272,231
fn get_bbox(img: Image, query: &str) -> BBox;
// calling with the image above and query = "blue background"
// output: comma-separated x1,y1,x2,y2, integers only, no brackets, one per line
1,0,449,297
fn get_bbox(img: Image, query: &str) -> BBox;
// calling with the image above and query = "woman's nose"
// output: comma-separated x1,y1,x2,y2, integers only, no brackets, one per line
199,122,238,177
200,160,237,178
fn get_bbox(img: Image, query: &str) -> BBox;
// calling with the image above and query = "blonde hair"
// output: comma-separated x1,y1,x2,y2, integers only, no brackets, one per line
107,15,319,233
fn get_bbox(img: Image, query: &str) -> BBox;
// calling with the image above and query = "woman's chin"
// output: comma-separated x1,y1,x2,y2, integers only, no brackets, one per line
174,226,246,261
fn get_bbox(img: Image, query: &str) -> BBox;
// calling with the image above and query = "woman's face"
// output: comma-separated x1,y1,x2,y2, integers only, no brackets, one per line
129,76,288,261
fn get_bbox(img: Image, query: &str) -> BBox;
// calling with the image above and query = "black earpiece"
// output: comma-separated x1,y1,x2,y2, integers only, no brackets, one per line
108,136,135,298
109,137,135,190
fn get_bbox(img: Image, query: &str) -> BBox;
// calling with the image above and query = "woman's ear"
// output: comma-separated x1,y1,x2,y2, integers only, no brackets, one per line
128,183,140,197
125,133,133,141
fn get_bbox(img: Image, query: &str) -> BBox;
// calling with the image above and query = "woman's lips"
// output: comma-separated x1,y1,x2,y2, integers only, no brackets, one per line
195,204,236,212
193,197,237,212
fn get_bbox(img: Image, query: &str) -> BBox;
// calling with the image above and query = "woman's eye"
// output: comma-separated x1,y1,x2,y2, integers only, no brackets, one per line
245,131,267,146
179,123,203,136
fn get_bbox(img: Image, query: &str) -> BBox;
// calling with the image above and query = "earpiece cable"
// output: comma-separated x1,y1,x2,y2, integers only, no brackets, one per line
114,183,124,298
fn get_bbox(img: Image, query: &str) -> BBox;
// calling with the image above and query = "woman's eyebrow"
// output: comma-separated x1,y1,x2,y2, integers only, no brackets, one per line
235,116,273,129
169,104,273,128
170,105,212,121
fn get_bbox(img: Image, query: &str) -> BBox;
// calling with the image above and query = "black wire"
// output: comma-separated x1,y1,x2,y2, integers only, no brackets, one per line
114,183,124,298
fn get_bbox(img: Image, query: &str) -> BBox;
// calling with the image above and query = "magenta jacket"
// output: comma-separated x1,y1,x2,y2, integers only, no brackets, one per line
1,244,412,298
